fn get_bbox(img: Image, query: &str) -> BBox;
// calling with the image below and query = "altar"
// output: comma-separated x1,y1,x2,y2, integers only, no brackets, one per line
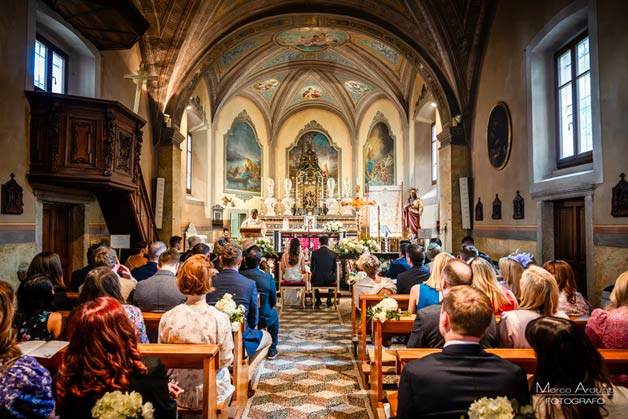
261,214,357,251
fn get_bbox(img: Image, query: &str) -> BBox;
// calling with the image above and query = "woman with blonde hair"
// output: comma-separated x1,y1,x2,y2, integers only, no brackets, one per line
408,252,453,314
543,259,590,317
0,280,55,418
159,254,235,408
470,257,517,315
586,271,628,350
498,265,568,348
498,250,534,301
352,253,397,306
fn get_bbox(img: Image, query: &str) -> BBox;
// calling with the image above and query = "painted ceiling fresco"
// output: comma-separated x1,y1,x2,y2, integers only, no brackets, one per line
274,28,349,52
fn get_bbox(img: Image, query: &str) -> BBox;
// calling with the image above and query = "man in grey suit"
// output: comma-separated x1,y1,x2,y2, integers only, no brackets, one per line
406,259,497,348
133,249,185,312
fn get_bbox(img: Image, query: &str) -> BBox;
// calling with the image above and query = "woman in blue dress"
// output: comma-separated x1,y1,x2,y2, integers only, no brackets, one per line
408,252,454,314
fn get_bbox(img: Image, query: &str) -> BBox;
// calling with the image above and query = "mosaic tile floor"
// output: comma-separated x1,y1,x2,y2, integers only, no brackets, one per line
241,302,375,419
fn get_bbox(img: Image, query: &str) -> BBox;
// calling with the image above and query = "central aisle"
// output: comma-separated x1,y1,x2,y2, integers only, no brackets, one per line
242,304,375,418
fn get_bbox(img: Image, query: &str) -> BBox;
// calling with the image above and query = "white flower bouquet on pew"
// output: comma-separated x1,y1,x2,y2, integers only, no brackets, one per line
467,396,535,419
346,271,367,285
366,296,400,323
215,293,246,332
91,390,154,419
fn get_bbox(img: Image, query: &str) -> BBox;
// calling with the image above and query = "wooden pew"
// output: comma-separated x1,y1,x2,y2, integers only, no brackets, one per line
38,344,221,419
66,291,78,308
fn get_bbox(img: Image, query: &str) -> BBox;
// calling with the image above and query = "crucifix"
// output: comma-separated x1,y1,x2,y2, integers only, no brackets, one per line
124,62,156,114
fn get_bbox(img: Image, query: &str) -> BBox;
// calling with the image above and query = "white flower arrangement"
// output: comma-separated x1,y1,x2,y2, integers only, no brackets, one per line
323,221,343,233
215,293,247,332
346,271,367,285
255,237,277,258
366,296,400,323
336,237,380,255
468,397,535,419
91,390,154,419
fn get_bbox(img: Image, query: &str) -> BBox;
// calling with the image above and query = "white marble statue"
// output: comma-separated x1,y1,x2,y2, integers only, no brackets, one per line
343,178,351,198
282,178,295,215
325,178,339,215
327,178,336,199
263,179,277,216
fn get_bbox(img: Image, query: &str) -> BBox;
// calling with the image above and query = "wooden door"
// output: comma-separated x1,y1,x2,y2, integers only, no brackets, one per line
42,203,73,287
554,199,587,297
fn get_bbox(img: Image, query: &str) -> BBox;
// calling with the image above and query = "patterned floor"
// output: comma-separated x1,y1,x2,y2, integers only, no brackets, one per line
241,301,375,419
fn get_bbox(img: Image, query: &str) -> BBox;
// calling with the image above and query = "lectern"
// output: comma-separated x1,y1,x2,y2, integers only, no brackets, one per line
239,227,262,239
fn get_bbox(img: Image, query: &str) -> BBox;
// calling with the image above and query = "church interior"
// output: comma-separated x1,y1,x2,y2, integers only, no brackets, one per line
1,0,628,418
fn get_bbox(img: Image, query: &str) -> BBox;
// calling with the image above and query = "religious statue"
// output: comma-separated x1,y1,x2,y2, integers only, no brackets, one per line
263,178,277,216
492,194,502,220
304,191,316,208
404,188,423,238
475,197,483,221
282,178,295,216
343,178,351,198
513,190,524,219
325,177,340,215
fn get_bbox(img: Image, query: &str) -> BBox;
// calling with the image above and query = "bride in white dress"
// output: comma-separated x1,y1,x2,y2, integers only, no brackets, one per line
280,238,307,306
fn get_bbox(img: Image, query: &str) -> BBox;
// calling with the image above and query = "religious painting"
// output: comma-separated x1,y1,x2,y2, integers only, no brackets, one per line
287,122,339,182
487,101,512,170
274,27,349,52
344,80,369,94
301,85,322,99
224,111,261,195
253,78,278,91
364,113,395,186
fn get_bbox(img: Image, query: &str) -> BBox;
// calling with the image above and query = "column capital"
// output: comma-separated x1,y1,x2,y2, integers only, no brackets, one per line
437,125,466,147
160,126,185,148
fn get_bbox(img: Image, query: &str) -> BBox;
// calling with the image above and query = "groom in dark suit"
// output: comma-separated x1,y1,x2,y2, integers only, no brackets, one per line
396,286,529,419
310,236,338,307
207,244,271,361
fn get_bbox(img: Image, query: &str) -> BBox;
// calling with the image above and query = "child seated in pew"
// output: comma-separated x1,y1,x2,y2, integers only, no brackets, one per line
55,297,177,419
159,255,235,408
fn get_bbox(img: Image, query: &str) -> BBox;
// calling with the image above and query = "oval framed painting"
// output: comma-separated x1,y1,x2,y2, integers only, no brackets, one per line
487,101,512,170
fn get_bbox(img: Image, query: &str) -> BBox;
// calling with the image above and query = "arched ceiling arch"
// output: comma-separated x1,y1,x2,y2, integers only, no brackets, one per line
135,0,496,141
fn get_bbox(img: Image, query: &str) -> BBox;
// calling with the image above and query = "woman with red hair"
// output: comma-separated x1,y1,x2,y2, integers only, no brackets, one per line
55,297,177,418
543,259,590,317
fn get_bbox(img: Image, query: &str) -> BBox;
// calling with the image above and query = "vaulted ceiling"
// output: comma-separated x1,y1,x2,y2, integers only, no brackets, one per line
132,0,496,135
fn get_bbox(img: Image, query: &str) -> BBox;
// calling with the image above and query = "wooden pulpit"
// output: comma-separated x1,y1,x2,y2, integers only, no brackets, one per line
239,226,262,239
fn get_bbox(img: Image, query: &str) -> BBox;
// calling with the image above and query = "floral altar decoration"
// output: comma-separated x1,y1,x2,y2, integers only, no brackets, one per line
91,390,154,419
336,237,380,255
323,220,343,233
255,237,278,258
215,293,247,332
366,296,400,323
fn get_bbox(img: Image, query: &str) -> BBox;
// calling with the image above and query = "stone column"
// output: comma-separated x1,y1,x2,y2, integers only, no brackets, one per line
437,125,469,253
158,126,185,242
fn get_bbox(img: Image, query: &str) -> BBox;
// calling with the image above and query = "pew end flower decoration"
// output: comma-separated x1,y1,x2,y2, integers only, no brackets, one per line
467,396,535,419
91,390,154,419
215,293,246,332
323,221,343,233
366,296,400,323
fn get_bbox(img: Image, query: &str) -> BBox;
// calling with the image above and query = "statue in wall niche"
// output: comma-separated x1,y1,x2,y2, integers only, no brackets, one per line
322,203,329,215
1,173,23,214
611,173,628,217
263,178,277,216
475,197,483,221
492,194,502,220
325,177,340,215
513,190,525,220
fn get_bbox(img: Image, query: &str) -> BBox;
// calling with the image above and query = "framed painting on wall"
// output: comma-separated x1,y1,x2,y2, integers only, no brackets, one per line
224,110,262,195
364,111,395,187
287,121,340,182
487,101,512,170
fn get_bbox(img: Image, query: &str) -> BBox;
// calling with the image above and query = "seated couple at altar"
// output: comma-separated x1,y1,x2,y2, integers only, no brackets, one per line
280,237,337,307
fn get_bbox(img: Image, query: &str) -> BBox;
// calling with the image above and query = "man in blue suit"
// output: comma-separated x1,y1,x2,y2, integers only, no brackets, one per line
207,243,271,363
386,240,411,279
240,245,279,359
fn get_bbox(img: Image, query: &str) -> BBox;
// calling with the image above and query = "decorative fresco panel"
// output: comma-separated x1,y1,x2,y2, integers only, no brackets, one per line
275,27,349,52
288,129,339,182
342,79,371,104
353,36,401,69
219,39,262,73
318,52,354,67
364,115,395,186
224,111,261,195
260,51,304,69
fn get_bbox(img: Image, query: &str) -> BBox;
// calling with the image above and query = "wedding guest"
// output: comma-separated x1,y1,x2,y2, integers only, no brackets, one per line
458,245,479,262
471,257,517,315
498,265,568,348
159,255,235,407
71,243,103,292
56,297,176,419
425,242,442,270
78,267,149,343
527,316,628,418
125,241,148,270
353,253,397,307
131,241,167,281
543,259,591,317
0,280,55,419
386,240,411,279
91,245,136,302
396,244,430,294
13,274,63,341
408,252,454,314
27,251,69,310
586,271,628,350
498,252,529,301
